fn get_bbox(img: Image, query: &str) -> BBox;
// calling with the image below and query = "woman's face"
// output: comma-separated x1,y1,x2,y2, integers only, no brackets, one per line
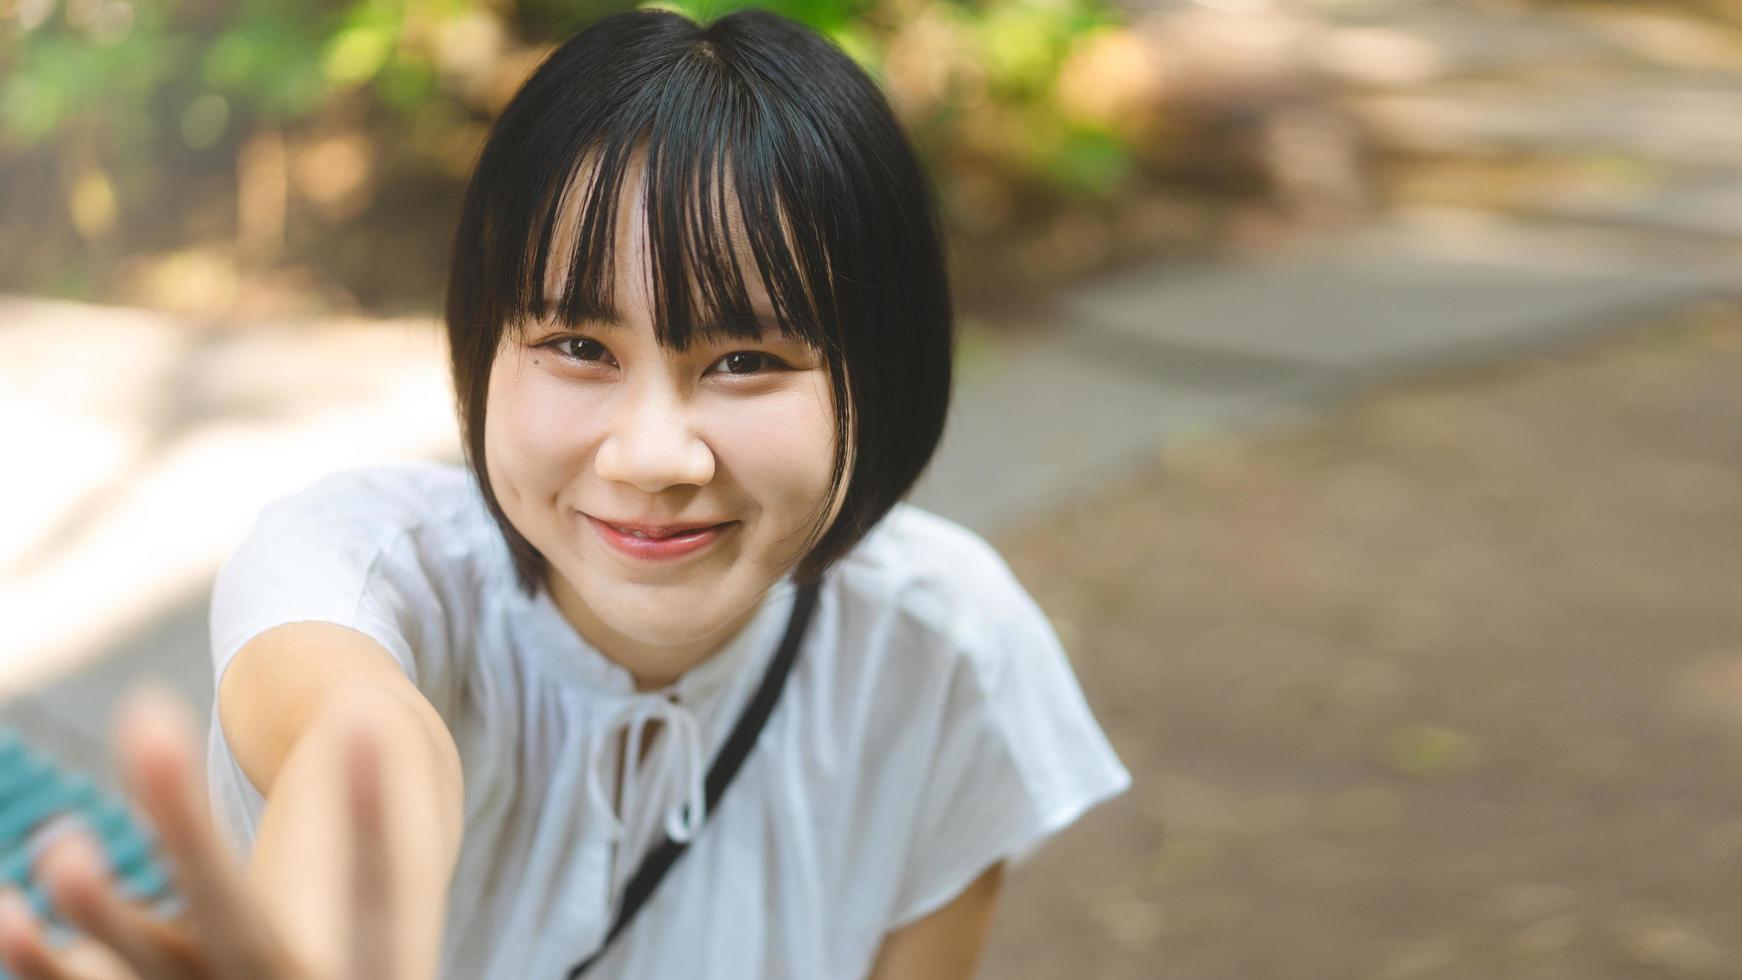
484,164,845,689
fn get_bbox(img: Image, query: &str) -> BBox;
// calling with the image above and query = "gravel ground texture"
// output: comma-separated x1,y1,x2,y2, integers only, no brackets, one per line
976,303,1742,980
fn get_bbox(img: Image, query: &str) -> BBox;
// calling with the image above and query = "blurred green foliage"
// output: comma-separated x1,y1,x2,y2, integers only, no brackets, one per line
0,0,1157,310
1,0,1142,191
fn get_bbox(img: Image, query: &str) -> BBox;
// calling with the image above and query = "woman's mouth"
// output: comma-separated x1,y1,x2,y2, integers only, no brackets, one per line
584,514,736,561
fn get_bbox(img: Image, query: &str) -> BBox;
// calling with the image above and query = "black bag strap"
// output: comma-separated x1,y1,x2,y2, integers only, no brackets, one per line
564,578,822,979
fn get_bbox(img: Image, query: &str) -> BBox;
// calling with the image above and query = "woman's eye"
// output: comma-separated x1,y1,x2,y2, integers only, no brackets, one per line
711,351,782,376
546,336,612,364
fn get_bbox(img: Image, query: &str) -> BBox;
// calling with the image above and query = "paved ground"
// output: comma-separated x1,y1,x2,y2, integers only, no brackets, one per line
979,303,1742,979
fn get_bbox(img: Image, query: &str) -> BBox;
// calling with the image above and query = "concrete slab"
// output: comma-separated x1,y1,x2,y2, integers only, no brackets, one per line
0,695,109,782
1318,1,1627,81
1057,217,1728,377
1542,177,1742,240
0,592,212,789
907,341,1319,537
1350,75,1742,168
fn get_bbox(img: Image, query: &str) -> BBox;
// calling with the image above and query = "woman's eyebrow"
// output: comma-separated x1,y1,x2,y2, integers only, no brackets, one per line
542,293,623,325
541,294,785,336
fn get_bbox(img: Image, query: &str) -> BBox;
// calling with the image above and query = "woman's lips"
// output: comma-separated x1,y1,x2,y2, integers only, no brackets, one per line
585,514,735,561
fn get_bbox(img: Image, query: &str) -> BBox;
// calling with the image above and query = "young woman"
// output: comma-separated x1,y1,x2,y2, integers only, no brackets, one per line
0,8,1129,979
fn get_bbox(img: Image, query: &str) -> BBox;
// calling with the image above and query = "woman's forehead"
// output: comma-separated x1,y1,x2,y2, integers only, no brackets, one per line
541,149,780,325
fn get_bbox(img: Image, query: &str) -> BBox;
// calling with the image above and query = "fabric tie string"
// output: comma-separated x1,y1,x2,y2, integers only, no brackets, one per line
584,693,708,846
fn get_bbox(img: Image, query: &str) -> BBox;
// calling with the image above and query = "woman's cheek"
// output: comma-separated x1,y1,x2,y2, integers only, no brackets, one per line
489,354,610,496
707,383,838,513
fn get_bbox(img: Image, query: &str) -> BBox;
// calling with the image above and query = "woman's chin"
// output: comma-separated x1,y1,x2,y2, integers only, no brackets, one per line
553,560,771,664
589,588,727,645
609,617,717,650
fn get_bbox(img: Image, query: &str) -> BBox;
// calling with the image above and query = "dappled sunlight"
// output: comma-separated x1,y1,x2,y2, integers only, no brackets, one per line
1564,4,1742,71
1312,25,1448,86
0,297,457,696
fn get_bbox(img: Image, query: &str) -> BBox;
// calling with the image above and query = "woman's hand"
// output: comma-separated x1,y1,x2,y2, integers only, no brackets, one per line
0,683,400,980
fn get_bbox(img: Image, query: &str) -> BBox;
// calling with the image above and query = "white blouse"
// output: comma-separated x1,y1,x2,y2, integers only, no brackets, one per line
205,461,1130,979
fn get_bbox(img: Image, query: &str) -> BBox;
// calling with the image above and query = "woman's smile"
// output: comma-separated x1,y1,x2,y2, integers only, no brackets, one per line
583,512,740,562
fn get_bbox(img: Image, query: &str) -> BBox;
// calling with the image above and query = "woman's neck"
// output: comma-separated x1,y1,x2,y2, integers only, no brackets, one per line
548,576,766,692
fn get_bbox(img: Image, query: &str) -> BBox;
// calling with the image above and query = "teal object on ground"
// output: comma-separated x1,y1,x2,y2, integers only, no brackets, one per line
0,728,181,977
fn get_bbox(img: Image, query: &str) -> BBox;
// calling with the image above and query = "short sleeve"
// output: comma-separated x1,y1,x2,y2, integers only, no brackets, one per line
886,580,1131,928
207,467,457,856
208,469,438,697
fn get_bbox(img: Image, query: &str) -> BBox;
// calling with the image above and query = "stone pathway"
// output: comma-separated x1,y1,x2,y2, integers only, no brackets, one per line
1545,175,1742,240
1319,0,1742,245
1349,75,1742,170
1316,0,1634,81
909,209,1734,531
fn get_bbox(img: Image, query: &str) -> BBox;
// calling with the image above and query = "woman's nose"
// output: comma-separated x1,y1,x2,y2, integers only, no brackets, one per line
593,381,716,493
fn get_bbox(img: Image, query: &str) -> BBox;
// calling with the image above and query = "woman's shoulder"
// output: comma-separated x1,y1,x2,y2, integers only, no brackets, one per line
818,505,1130,859
264,459,480,528
830,503,1048,677
228,459,500,602
254,459,488,548
841,502,1012,587
212,461,496,693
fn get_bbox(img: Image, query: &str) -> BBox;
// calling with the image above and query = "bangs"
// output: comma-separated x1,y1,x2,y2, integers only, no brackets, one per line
484,79,838,356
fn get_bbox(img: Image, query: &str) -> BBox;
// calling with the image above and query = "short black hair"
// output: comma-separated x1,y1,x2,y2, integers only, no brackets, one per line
444,7,954,596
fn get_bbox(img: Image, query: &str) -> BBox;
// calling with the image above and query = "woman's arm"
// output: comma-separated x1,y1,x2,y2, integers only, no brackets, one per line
0,628,462,980
865,862,1005,980
220,622,465,980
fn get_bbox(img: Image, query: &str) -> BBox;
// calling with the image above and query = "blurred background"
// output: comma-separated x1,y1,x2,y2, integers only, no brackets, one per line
4,0,1742,976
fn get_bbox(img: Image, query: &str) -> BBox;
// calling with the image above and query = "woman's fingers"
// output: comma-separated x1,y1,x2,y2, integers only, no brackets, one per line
34,825,200,979
0,886,136,980
0,886,79,979
52,939,140,980
344,718,394,980
111,684,283,977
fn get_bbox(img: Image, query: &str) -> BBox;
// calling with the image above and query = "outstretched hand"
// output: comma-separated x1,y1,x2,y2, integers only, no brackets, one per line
0,683,399,980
